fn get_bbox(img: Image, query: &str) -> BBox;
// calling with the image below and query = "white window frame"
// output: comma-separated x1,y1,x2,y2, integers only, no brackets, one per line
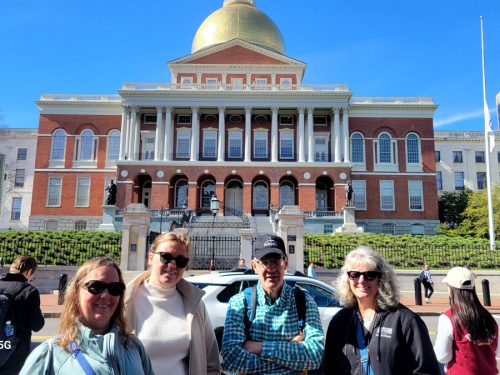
47,177,62,207
279,130,294,159
180,76,193,89
254,78,267,90
50,129,66,167
314,136,329,162
351,132,365,170
74,220,87,230
352,180,366,210
143,114,157,124
176,129,191,158
436,171,443,190
380,180,395,211
202,129,218,158
279,78,292,90
14,169,25,188
253,130,268,159
206,78,218,90
454,171,465,190
374,133,398,172
106,129,120,164
408,180,424,211
141,132,156,160
406,133,422,172
11,197,22,220
177,115,192,125
228,130,243,158
313,116,328,126
74,129,98,168
75,177,91,207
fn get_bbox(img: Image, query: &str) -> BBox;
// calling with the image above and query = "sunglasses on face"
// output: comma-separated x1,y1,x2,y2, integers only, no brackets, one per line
347,271,382,281
155,252,190,268
83,280,125,296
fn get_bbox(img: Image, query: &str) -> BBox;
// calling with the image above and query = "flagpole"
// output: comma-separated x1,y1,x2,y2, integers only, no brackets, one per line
480,16,496,250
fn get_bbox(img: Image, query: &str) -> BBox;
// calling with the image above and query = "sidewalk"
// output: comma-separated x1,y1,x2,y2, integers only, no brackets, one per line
40,292,500,318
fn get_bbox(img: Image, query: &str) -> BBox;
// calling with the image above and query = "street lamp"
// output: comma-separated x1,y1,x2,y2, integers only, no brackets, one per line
209,194,220,271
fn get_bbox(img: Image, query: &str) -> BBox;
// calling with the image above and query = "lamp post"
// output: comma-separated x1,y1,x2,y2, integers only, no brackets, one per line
209,194,220,271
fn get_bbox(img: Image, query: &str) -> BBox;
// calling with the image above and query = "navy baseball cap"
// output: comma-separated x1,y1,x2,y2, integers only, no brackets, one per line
254,235,287,259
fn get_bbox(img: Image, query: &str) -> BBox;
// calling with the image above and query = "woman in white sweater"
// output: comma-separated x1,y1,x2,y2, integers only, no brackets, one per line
125,232,221,375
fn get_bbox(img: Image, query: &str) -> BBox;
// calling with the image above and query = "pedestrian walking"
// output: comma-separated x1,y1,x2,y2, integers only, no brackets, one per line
307,261,317,278
434,267,498,374
420,263,434,303
323,246,440,374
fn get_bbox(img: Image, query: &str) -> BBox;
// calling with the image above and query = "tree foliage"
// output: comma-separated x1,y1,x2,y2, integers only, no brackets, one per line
438,189,471,228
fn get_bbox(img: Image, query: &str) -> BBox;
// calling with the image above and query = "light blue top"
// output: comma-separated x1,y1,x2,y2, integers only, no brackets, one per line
20,324,154,375
307,265,317,278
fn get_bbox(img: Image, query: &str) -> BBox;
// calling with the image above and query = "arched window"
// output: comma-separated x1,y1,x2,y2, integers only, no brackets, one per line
107,130,121,161
51,129,66,160
174,180,188,208
379,133,392,163
279,181,295,208
252,181,269,209
200,180,215,208
406,133,420,164
351,133,365,163
78,129,95,160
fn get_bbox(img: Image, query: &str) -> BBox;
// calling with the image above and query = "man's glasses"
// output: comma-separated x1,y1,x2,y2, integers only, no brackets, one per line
155,252,190,268
256,258,285,269
83,280,125,296
347,271,382,281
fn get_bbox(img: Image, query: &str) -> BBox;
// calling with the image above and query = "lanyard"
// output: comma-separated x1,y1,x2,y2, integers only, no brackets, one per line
355,314,374,375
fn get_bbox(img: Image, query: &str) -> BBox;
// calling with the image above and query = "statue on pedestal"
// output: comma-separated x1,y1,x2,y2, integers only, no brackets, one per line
345,181,354,206
105,180,117,205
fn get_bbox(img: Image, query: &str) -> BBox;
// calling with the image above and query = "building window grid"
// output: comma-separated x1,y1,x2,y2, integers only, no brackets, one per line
408,180,424,211
254,132,268,158
454,172,465,190
203,131,217,158
436,171,443,190
75,177,90,207
379,134,392,163
351,133,365,163
107,130,120,161
51,130,66,160
475,151,485,163
279,132,294,159
228,132,242,158
253,181,269,209
78,130,95,160
17,148,27,161
314,137,328,162
380,180,395,211
176,131,191,158
435,151,441,162
352,180,366,210
477,172,487,190
14,169,25,188
11,197,22,220
144,115,157,124
47,177,62,206
74,221,87,230
406,134,420,164
453,151,463,163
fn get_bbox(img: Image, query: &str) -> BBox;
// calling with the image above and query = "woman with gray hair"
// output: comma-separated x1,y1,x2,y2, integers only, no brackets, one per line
323,246,440,374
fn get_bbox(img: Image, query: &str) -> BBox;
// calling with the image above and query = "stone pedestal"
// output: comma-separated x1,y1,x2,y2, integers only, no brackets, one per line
97,205,117,231
239,228,255,265
276,205,306,273
336,206,364,234
121,204,151,271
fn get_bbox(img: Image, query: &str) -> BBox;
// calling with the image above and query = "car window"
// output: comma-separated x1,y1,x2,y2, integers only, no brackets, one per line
190,282,209,290
216,280,258,303
295,282,340,307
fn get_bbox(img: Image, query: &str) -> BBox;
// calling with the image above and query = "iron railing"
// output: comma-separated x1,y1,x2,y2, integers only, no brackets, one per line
188,235,241,271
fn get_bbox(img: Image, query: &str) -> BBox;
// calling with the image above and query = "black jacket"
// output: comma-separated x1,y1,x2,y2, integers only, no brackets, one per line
0,273,45,375
323,304,440,375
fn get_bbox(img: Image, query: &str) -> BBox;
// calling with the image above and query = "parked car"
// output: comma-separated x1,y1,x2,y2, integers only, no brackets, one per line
186,270,341,348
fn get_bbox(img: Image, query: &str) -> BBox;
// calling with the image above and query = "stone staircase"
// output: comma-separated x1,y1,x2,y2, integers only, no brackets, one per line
250,215,275,235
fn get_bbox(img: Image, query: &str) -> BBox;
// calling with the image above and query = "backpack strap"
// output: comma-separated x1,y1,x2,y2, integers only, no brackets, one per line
69,341,97,375
243,285,257,340
294,286,307,331
0,282,29,326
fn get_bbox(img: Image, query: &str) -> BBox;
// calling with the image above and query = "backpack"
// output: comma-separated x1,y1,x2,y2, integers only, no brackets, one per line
0,282,29,367
419,270,426,282
242,284,307,340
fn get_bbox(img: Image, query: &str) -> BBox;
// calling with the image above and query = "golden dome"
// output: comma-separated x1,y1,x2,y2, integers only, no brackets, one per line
192,0,285,54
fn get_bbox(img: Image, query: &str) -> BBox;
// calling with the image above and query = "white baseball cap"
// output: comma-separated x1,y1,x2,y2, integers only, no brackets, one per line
442,267,475,290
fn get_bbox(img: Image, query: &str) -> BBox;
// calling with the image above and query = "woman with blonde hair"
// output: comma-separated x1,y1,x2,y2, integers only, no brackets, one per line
323,246,440,374
20,257,154,374
125,231,220,375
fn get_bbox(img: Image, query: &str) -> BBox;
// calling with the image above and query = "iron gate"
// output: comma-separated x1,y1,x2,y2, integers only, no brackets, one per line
189,235,241,271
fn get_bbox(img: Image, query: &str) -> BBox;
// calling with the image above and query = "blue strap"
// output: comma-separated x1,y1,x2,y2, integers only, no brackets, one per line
69,341,97,375
355,315,374,375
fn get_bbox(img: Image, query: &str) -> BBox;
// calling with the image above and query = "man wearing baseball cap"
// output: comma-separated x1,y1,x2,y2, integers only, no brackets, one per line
221,234,324,374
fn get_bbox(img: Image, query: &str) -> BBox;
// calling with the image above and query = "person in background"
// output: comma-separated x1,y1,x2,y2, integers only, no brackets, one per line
323,246,440,374
420,263,434,303
125,232,221,375
307,261,317,278
20,257,153,375
221,234,325,374
434,267,498,374
0,256,44,375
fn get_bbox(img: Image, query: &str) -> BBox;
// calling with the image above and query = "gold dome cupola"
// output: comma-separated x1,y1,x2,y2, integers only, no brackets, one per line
191,0,286,54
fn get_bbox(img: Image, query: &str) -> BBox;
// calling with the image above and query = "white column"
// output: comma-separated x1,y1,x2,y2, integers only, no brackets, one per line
297,107,305,162
154,106,164,161
128,106,137,160
334,108,341,163
342,108,350,162
190,107,199,161
217,107,226,161
119,106,129,160
163,107,172,161
271,107,278,162
307,107,314,162
133,109,141,160
245,107,252,162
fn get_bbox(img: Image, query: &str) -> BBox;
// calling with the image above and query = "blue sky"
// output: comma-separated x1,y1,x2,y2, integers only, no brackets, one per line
1,0,500,131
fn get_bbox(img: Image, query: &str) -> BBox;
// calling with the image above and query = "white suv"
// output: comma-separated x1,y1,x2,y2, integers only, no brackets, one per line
186,270,341,348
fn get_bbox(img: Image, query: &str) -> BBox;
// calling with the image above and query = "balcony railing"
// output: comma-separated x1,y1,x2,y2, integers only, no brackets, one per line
120,82,350,92
39,94,121,102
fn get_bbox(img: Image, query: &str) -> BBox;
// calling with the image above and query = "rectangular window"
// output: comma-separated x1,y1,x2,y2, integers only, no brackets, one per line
17,148,27,161
142,137,155,160
254,132,268,158
255,78,267,89
75,177,90,207
279,115,294,125
380,180,395,211
206,78,217,86
314,138,328,162
14,169,25,188
435,151,441,162
47,177,62,206
408,180,424,211
176,131,191,158
454,172,465,190
453,151,463,163
11,197,21,220
497,152,500,163
177,115,191,125
352,180,366,210
436,171,442,190
279,132,294,159
475,151,485,163
74,221,87,230
231,78,243,90
45,220,58,230
143,115,157,124
228,132,242,158
313,116,328,126
477,172,487,189
203,131,217,158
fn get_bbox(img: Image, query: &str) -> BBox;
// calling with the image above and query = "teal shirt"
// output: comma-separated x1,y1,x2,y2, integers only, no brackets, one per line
20,325,154,375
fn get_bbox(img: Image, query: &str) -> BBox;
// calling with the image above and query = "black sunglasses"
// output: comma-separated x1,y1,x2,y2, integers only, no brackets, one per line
155,252,190,268
347,271,382,281
83,281,125,296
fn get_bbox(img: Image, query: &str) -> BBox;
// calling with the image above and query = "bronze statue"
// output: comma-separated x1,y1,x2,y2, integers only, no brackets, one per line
345,181,354,206
105,180,117,205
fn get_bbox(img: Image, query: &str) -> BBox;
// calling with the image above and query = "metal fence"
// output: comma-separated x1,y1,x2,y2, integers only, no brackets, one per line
189,235,241,271
305,243,500,270
0,239,122,266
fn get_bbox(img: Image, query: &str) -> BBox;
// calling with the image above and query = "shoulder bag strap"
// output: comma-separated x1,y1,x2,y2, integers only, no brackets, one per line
68,341,97,375
355,314,374,375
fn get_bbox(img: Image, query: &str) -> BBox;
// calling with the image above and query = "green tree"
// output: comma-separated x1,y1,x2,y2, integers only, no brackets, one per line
438,189,471,228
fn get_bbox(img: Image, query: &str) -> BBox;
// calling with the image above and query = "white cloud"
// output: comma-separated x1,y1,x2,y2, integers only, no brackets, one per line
434,107,496,127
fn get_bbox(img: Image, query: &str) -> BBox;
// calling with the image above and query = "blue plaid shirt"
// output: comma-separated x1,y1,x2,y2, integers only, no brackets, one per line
221,281,325,374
